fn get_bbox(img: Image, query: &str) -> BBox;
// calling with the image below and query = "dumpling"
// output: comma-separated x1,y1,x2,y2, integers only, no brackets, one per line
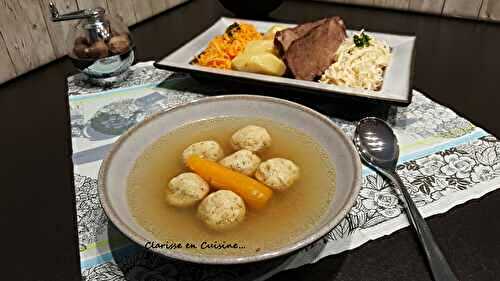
182,140,224,163
165,172,210,207
255,158,300,191
197,190,246,231
230,125,271,153
219,149,261,176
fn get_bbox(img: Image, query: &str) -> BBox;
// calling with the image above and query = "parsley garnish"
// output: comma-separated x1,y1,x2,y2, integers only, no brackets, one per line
353,31,371,48
225,22,241,39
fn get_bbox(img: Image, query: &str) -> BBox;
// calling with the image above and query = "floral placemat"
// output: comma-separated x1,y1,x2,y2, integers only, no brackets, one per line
69,62,500,280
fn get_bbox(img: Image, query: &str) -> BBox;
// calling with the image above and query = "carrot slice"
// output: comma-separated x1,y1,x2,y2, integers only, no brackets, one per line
186,155,273,209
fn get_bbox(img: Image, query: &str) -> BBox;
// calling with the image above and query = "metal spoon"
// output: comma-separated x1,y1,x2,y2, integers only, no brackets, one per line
353,117,458,281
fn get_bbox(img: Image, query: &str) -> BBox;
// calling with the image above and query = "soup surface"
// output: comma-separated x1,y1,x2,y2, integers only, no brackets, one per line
127,117,336,256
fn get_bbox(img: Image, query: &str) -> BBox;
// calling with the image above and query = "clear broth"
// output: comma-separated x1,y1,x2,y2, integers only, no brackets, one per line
127,117,335,256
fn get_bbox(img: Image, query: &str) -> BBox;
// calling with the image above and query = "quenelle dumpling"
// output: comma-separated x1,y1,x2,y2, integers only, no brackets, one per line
255,158,300,191
165,172,210,207
182,140,224,163
197,190,246,231
230,125,272,153
219,149,261,176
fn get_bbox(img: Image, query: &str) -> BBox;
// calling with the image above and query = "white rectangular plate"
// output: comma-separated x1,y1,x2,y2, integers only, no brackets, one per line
155,17,416,104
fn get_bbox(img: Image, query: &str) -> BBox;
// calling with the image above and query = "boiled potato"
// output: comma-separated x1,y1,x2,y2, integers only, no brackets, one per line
232,38,287,76
232,54,251,72
244,40,277,56
232,53,286,76
263,25,288,40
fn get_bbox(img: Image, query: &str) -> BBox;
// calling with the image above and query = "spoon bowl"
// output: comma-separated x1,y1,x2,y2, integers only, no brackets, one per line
354,117,458,281
353,117,399,170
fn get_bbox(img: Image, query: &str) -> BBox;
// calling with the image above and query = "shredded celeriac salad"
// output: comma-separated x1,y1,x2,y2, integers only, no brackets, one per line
319,31,391,91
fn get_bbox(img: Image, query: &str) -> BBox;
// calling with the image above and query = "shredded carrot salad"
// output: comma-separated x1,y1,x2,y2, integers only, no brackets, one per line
194,22,262,69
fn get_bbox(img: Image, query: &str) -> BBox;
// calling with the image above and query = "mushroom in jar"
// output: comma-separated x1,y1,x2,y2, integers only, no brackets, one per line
230,125,271,153
165,172,209,207
255,158,300,191
182,140,224,163
219,149,261,176
86,41,109,59
108,35,130,54
197,190,246,231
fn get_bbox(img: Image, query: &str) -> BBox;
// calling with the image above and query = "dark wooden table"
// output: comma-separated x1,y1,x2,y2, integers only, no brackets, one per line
1,0,500,280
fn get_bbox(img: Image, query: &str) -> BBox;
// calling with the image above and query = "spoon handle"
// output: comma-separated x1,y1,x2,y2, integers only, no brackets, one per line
386,171,459,281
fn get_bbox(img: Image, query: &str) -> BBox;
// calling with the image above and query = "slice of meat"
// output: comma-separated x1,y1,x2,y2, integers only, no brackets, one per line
284,17,347,81
274,18,328,55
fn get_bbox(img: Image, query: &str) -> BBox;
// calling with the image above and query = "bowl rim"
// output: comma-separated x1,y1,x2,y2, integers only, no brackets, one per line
98,94,362,264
